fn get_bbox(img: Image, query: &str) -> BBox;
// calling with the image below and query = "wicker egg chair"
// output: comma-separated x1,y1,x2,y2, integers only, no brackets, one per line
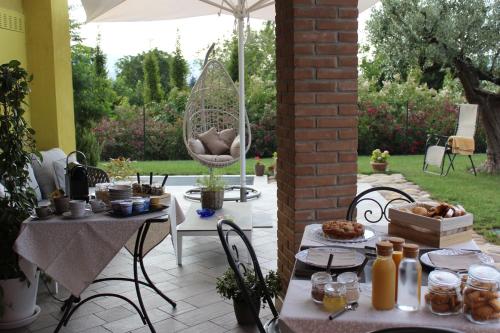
183,55,259,202
183,59,251,168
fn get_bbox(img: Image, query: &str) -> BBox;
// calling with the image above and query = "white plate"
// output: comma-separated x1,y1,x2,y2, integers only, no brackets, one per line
63,209,93,219
295,247,365,269
420,249,494,270
310,224,376,244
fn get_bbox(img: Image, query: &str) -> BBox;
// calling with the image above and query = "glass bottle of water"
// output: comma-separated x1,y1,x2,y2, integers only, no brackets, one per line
396,244,421,311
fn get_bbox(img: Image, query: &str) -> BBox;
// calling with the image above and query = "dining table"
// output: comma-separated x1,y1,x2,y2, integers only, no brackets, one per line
279,223,500,333
14,196,185,333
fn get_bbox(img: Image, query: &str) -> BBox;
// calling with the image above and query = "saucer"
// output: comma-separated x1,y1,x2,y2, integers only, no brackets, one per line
63,209,93,219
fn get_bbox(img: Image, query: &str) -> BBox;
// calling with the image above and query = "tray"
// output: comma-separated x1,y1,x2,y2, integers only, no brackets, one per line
107,204,169,218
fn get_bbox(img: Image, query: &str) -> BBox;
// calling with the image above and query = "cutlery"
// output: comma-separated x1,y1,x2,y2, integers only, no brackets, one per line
136,172,141,184
326,253,334,274
149,172,153,185
161,174,169,187
329,302,358,320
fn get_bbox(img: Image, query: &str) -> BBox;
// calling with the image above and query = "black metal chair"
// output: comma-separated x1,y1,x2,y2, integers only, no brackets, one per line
346,186,415,223
217,219,280,333
87,166,110,187
369,327,464,333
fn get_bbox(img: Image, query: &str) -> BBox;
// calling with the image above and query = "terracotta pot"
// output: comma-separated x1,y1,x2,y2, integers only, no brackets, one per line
200,189,224,210
371,162,388,173
53,196,70,215
233,295,261,325
255,164,265,176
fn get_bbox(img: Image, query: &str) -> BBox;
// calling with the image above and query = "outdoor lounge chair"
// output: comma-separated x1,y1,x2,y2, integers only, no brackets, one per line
423,104,478,176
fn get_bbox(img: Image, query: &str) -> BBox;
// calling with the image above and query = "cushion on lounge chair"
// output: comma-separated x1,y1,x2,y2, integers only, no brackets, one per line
27,163,42,201
0,182,5,198
197,154,234,163
188,138,206,155
197,127,229,155
219,128,236,147
230,135,240,158
31,148,75,199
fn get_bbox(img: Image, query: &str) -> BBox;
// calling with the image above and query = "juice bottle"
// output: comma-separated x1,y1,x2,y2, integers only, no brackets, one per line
396,244,422,311
372,241,396,310
389,237,404,300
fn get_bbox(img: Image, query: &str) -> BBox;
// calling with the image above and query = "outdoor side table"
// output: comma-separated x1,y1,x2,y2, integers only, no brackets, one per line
14,197,185,333
176,202,253,265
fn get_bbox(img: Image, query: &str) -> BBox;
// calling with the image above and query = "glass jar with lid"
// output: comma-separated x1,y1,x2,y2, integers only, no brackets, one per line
311,272,333,303
337,271,360,304
323,282,347,312
463,264,500,324
425,269,462,315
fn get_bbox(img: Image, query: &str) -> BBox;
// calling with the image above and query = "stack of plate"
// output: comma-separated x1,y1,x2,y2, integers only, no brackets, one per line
108,185,132,201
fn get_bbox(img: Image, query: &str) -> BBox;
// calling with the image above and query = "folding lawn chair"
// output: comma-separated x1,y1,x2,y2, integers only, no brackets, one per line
423,104,478,176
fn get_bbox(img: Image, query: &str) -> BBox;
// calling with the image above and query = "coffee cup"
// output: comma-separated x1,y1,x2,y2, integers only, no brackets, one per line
90,199,106,213
35,205,52,218
53,196,70,215
69,200,87,218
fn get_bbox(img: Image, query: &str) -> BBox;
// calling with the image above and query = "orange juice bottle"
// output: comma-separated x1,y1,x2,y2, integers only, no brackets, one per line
372,241,396,310
389,237,404,300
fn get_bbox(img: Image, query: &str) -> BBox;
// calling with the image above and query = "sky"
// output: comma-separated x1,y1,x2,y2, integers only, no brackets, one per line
69,0,375,78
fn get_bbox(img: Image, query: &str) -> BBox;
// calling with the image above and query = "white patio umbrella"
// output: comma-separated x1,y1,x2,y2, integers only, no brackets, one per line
81,0,378,201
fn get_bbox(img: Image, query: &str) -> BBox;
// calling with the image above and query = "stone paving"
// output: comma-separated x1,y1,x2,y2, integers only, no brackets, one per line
14,173,499,333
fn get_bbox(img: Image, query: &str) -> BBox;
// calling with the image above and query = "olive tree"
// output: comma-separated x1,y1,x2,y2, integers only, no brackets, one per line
367,0,500,173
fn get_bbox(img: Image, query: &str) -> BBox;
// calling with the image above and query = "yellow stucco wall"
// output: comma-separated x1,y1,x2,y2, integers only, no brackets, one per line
0,0,30,121
24,0,75,153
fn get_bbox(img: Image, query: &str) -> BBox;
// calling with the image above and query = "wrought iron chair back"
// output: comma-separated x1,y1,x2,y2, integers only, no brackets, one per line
217,219,279,333
346,186,415,223
369,327,464,333
87,166,110,187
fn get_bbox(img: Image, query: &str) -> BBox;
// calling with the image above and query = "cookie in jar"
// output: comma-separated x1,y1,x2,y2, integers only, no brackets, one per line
463,264,500,324
425,270,462,315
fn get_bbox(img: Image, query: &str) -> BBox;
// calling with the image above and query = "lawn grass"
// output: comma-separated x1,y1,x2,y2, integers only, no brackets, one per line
100,154,499,243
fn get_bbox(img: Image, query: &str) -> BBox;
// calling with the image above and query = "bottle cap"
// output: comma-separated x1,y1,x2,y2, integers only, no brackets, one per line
376,241,393,256
402,243,419,258
388,237,405,251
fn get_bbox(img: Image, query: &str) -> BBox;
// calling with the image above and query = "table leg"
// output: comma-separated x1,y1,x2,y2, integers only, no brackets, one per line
177,232,183,266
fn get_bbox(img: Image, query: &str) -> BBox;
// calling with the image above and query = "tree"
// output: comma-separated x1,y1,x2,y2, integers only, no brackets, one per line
367,0,500,173
143,51,163,104
94,34,107,78
227,37,239,82
171,32,188,89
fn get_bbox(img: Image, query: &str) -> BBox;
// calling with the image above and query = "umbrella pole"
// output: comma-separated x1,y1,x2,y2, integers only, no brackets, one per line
238,14,247,202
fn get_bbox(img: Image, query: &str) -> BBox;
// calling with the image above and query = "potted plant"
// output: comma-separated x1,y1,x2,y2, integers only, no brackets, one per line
254,156,265,176
0,60,40,327
103,156,137,182
216,268,280,325
370,149,390,172
197,173,225,210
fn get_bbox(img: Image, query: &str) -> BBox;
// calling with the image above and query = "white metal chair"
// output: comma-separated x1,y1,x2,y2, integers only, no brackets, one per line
423,104,478,176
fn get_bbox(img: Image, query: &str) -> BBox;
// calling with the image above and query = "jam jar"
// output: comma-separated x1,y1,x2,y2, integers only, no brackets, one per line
311,272,333,303
463,264,500,324
425,270,462,316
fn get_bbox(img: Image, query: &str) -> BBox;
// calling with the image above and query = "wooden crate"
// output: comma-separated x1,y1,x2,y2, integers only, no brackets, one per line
388,203,473,247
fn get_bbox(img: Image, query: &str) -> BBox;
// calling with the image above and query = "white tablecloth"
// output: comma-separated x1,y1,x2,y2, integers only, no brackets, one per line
279,280,500,333
14,197,184,296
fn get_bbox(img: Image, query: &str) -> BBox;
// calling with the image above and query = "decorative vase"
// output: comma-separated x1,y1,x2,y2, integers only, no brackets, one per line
255,164,265,176
200,188,224,210
233,295,261,325
0,262,40,329
371,162,388,173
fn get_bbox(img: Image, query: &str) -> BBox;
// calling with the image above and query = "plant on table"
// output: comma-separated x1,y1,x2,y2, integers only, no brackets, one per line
103,156,136,181
216,267,280,323
197,172,226,210
254,156,265,176
0,60,39,320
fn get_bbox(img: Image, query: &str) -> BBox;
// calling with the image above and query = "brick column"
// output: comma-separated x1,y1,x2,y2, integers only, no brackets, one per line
276,0,358,288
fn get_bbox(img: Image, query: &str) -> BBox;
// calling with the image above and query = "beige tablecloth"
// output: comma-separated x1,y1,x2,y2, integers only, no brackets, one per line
279,280,500,333
14,197,184,297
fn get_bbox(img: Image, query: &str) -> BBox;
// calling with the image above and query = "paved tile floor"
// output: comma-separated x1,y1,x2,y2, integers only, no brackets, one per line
17,176,277,333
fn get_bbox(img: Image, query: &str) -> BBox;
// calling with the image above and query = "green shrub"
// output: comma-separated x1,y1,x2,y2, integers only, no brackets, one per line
76,126,101,166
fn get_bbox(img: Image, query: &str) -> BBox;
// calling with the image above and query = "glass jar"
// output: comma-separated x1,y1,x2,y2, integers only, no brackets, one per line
337,272,360,304
323,282,346,312
425,270,462,316
463,264,500,324
95,183,110,204
311,272,333,303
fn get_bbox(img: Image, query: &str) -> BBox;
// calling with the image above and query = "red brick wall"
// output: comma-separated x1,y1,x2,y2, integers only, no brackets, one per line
275,0,358,288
